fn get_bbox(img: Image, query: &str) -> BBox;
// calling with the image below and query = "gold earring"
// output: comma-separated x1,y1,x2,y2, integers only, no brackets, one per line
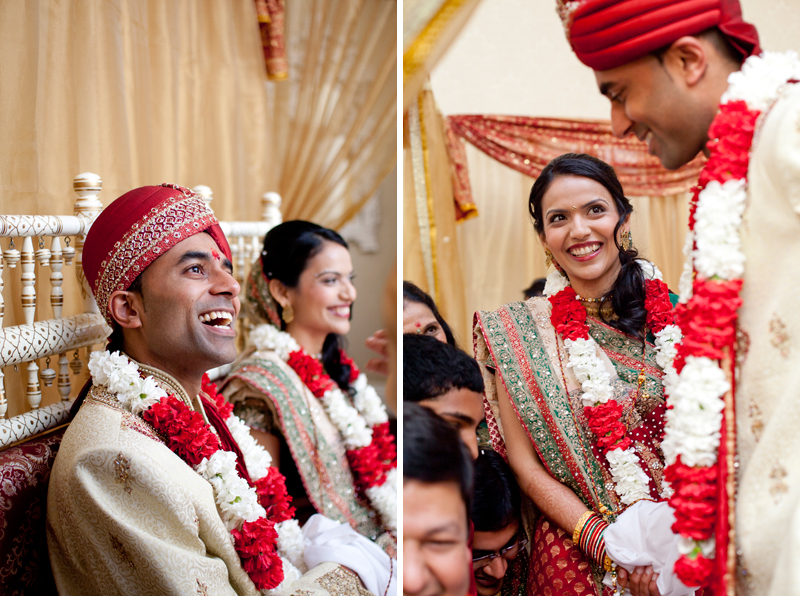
544,247,554,269
621,230,633,251
282,304,294,324
544,247,565,274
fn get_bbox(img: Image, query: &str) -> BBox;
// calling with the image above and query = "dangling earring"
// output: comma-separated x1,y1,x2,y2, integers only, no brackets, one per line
621,230,633,251
282,304,295,324
544,247,565,274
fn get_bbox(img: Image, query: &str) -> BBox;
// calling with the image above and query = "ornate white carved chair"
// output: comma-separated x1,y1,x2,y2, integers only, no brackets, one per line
0,173,281,594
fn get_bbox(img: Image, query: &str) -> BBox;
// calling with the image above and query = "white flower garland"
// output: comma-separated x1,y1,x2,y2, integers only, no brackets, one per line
250,324,397,533
544,263,679,506
88,350,306,593
663,51,800,565
665,51,800,471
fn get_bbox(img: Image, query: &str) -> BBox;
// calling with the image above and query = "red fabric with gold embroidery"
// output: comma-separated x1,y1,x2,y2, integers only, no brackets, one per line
562,0,760,71
0,430,64,595
528,515,609,596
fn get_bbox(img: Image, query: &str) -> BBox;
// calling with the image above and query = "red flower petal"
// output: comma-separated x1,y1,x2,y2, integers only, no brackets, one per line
232,518,284,590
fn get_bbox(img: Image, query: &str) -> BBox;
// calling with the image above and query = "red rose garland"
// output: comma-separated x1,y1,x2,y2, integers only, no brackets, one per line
549,279,675,463
663,55,800,585
140,377,296,590
284,349,397,496
663,100,754,588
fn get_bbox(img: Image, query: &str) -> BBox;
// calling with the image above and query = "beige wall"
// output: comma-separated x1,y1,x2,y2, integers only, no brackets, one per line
347,169,397,396
430,0,800,119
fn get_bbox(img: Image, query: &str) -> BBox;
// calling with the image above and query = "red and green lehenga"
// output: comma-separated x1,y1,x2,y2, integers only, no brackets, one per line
221,351,396,555
474,297,669,596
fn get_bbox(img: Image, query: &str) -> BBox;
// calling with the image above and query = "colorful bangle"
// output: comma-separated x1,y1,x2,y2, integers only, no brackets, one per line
572,511,594,545
574,511,609,566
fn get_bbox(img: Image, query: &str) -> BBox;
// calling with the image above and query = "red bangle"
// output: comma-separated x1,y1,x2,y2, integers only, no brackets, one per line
575,512,608,566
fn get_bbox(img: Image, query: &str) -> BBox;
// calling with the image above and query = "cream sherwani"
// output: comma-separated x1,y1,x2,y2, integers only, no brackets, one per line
735,81,800,595
46,380,260,596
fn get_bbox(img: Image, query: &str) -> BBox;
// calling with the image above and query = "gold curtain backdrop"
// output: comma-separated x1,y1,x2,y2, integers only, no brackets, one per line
272,0,397,230
0,0,271,417
0,0,271,222
404,89,469,346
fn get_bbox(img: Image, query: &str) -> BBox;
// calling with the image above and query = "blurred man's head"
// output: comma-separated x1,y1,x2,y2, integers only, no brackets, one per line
560,0,759,170
471,451,524,596
403,334,485,459
404,403,474,596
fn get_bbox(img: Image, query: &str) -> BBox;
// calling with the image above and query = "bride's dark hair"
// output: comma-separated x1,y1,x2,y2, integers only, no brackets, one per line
260,220,353,392
528,153,646,339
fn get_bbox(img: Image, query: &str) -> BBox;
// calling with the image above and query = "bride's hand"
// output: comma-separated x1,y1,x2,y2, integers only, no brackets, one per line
617,565,660,596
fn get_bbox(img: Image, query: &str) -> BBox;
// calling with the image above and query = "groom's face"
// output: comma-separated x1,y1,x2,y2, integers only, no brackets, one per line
594,53,709,171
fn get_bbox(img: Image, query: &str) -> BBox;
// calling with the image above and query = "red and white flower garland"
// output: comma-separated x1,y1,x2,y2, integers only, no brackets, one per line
250,324,398,534
544,262,680,506
662,51,800,587
88,351,305,593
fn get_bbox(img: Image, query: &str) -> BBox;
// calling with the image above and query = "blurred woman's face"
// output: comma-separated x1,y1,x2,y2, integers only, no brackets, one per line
284,241,356,345
403,300,447,343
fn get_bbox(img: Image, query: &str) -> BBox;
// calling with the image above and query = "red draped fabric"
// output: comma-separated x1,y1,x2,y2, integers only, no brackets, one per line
445,115,705,214
255,0,287,80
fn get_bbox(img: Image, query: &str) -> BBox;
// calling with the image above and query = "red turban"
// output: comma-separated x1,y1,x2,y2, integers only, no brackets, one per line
559,0,761,71
83,184,232,326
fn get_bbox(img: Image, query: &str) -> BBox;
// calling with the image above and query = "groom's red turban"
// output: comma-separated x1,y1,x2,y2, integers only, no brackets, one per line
83,183,232,326
558,0,760,71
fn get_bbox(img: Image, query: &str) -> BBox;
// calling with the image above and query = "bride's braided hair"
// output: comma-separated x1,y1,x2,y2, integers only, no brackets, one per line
528,153,647,339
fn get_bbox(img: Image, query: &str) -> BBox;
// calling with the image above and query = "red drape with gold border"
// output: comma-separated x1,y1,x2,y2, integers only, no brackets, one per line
444,114,705,218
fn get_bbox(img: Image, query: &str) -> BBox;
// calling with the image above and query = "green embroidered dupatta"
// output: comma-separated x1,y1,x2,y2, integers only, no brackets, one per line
474,297,667,520
223,352,391,549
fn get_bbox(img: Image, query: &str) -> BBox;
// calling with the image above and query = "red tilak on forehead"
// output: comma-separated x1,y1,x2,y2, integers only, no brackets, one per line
415,322,421,327
212,250,221,261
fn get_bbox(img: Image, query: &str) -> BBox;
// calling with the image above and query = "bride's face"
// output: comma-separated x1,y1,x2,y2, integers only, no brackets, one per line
285,241,356,340
539,175,628,297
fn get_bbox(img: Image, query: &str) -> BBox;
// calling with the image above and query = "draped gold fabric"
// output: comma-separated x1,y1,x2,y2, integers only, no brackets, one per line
0,0,270,222
272,0,397,230
403,0,483,111
0,0,270,417
403,89,469,346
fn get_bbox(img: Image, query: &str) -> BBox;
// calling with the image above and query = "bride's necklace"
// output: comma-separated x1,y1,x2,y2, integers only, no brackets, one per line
544,262,680,506
250,324,398,535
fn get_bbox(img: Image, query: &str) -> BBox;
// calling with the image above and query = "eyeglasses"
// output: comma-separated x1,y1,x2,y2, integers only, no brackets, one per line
472,537,528,568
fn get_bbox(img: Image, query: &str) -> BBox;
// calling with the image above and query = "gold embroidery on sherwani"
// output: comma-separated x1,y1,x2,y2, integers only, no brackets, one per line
195,579,211,595
114,453,132,494
317,566,373,596
748,401,764,442
109,534,136,569
89,386,165,444
769,464,789,503
769,314,790,357
735,326,750,379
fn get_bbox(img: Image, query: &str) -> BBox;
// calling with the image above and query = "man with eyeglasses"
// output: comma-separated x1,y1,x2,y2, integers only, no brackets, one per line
471,450,528,596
